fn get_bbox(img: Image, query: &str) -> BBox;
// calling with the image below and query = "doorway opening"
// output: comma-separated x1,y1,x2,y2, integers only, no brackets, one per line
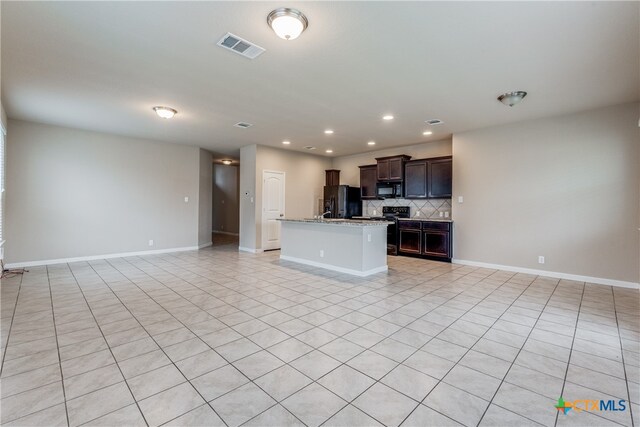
212,163,240,246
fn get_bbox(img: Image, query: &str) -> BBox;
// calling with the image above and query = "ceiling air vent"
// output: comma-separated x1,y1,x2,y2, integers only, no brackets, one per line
217,33,265,59
234,122,253,129
425,119,444,125
304,146,316,150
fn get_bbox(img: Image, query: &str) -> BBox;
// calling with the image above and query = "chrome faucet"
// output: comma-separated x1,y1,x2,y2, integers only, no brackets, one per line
320,210,331,218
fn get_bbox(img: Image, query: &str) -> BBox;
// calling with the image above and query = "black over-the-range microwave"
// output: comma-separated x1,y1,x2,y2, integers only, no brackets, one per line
376,182,403,198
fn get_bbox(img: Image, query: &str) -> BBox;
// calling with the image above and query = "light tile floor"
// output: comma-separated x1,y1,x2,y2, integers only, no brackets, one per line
1,243,638,427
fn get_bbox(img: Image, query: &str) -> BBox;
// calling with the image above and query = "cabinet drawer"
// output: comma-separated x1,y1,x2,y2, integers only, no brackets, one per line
398,221,421,230
422,221,450,231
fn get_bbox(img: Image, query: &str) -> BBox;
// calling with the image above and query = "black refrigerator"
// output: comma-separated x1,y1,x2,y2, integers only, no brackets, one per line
323,185,362,218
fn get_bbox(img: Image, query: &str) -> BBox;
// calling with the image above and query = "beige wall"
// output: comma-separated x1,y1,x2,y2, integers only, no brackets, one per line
213,164,239,234
239,145,257,250
198,148,213,247
5,119,203,265
453,102,640,284
239,144,331,251
255,145,331,250
331,139,452,186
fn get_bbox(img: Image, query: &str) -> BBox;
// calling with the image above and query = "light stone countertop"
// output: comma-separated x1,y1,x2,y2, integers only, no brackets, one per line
278,218,393,226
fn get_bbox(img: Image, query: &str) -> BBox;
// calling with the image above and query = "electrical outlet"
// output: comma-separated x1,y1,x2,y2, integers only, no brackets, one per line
538,256,545,264
320,250,324,258
184,196,189,203
439,212,444,218
373,210,377,216
367,234,371,242
458,196,464,203
148,240,154,246
444,211,449,218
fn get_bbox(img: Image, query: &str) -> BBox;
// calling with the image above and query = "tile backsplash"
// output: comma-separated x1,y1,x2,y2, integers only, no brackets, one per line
364,198,452,219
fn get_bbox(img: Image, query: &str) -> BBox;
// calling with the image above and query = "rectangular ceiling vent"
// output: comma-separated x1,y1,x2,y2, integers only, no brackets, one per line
304,146,316,150
217,33,265,59
234,122,253,129
426,119,444,125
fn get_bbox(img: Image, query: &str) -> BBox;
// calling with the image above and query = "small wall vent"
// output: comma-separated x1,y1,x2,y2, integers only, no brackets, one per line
425,119,444,125
234,122,253,129
217,33,265,59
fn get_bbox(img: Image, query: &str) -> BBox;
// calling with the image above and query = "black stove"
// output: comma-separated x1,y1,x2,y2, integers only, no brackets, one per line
368,206,410,255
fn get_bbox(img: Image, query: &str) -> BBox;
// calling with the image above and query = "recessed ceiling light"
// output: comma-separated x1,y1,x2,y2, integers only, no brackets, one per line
382,115,394,121
423,131,433,136
222,160,232,165
282,140,291,145
325,149,333,153
153,106,177,119
267,8,308,40
324,130,334,134
367,141,376,146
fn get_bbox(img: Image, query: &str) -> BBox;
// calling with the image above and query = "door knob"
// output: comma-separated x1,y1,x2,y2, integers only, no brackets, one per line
280,214,284,217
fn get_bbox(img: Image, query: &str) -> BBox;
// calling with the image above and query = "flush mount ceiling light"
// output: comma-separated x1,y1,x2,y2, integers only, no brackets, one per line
498,91,528,107
222,160,233,165
324,130,334,134
325,149,333,154
153,106,177,119
282,140,291,145
367,141,376,146
423,131,433,136
267,8,308,40
382,115,394,120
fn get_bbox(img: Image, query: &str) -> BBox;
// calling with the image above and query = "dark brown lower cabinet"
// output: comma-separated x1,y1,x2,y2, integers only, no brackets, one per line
399,229,421,254
398,220,452,262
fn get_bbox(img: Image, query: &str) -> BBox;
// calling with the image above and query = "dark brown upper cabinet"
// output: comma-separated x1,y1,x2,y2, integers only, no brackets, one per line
404,160,428,198
428,158,452,198
376,155,411,181
358,165,378,200
404,156,452,199
325,169,340,186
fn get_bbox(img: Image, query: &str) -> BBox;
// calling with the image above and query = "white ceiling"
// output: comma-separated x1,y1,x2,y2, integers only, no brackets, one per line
2,2,639,159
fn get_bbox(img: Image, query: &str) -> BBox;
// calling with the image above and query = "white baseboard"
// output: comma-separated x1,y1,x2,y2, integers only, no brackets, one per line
212,231,239,236
452,258,639,290
5,245,204,269
238,246,264,254
198,242,213,249
280,255,388,277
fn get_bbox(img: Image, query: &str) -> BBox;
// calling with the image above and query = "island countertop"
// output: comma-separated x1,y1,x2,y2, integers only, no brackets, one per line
277,218,393,226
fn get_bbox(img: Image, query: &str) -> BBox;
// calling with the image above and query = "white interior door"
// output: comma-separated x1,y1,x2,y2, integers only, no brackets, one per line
262,170,285,250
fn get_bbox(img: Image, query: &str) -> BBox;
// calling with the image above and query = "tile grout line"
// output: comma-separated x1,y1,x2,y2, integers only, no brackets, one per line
82,260,234,427
611,286,635,427
106,255,342,427
289,268,526,426
43,265,73,427
475,277,566,427
396,273,547,426
116,252,485,426
64,263,151,427
0,270,24,378
7,249,635,427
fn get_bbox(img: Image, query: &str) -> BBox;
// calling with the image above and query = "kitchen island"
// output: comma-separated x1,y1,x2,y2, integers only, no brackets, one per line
278,219,392,276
